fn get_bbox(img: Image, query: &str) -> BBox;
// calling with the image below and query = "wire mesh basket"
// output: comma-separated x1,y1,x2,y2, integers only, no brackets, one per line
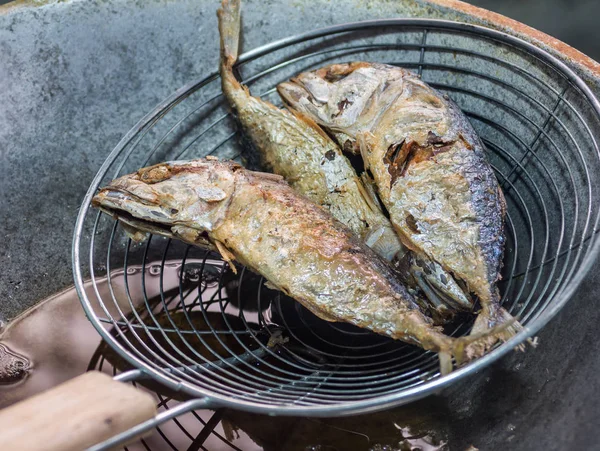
74,19,600,418
89,345,450,451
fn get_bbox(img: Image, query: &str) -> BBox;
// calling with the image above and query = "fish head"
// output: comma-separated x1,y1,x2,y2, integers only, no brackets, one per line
277,62,408,144
92,159,238,245
278,62,454,150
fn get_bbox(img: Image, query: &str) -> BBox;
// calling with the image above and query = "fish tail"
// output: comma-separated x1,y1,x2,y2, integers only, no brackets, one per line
454,304,523,365
472,304,522,338
217,0,241,67
436,339,468,376
436,340,474,376
218,0,247,101
437,350,454,376
434,304,523,375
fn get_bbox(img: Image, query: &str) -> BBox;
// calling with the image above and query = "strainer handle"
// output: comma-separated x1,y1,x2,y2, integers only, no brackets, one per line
0,371,157,451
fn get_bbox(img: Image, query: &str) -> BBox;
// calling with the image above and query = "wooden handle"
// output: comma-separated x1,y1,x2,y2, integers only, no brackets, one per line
0,371,157,451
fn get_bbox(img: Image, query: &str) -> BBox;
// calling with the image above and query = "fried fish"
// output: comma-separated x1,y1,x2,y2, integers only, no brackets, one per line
218,0,470,318
278,62,521,350
92,158,484,372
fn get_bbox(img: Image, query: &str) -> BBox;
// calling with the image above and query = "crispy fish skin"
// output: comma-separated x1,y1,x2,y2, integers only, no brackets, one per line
278,62,519,348
217,0,470,316
217,0,400,261
92,158,478,372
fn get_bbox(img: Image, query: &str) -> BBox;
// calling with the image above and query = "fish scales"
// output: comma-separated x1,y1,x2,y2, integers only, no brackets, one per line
91,158,480,371
278,62,520,347
217,0,471,317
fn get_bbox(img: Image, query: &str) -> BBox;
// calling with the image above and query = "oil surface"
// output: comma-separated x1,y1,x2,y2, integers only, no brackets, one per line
0,260,198,408
0,260,452,451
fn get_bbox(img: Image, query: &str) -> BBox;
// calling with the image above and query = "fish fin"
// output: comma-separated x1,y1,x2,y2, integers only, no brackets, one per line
364,225,405,262
120,223,149,243
473,304,523,343
410,256,473,311
438,351,453,376
358,172,384,214
412,270,454,322
356,173,406,262
432,304,523,374
215,240,237,274
217,0,241,66
356,131,377,166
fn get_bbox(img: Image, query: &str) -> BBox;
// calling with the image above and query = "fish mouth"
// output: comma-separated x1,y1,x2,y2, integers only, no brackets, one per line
92,188,178,239
96,205,177,240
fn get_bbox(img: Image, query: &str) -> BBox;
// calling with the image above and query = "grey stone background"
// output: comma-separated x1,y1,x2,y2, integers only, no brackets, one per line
0,1,599,450
1,0,598,59
1,0,598,322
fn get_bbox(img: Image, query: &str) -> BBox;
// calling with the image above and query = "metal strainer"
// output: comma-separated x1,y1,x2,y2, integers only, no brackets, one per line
68,18,600,449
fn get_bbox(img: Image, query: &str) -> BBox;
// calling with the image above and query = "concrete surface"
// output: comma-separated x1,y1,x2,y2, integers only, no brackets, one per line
0,0,599,450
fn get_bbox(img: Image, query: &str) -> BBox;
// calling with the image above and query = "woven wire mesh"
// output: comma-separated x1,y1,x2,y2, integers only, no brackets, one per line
74,19,600,415
89,349,236,451
89,343,446,451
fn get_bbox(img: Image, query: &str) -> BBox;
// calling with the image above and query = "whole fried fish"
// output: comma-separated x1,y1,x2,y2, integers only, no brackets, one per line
278,63,520,349
217,0,470,318
92,158,482,373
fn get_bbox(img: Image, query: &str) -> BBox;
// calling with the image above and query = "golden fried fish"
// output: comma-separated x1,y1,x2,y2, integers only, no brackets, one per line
278,62,521,350
93,159,485,372
217,0,471,318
